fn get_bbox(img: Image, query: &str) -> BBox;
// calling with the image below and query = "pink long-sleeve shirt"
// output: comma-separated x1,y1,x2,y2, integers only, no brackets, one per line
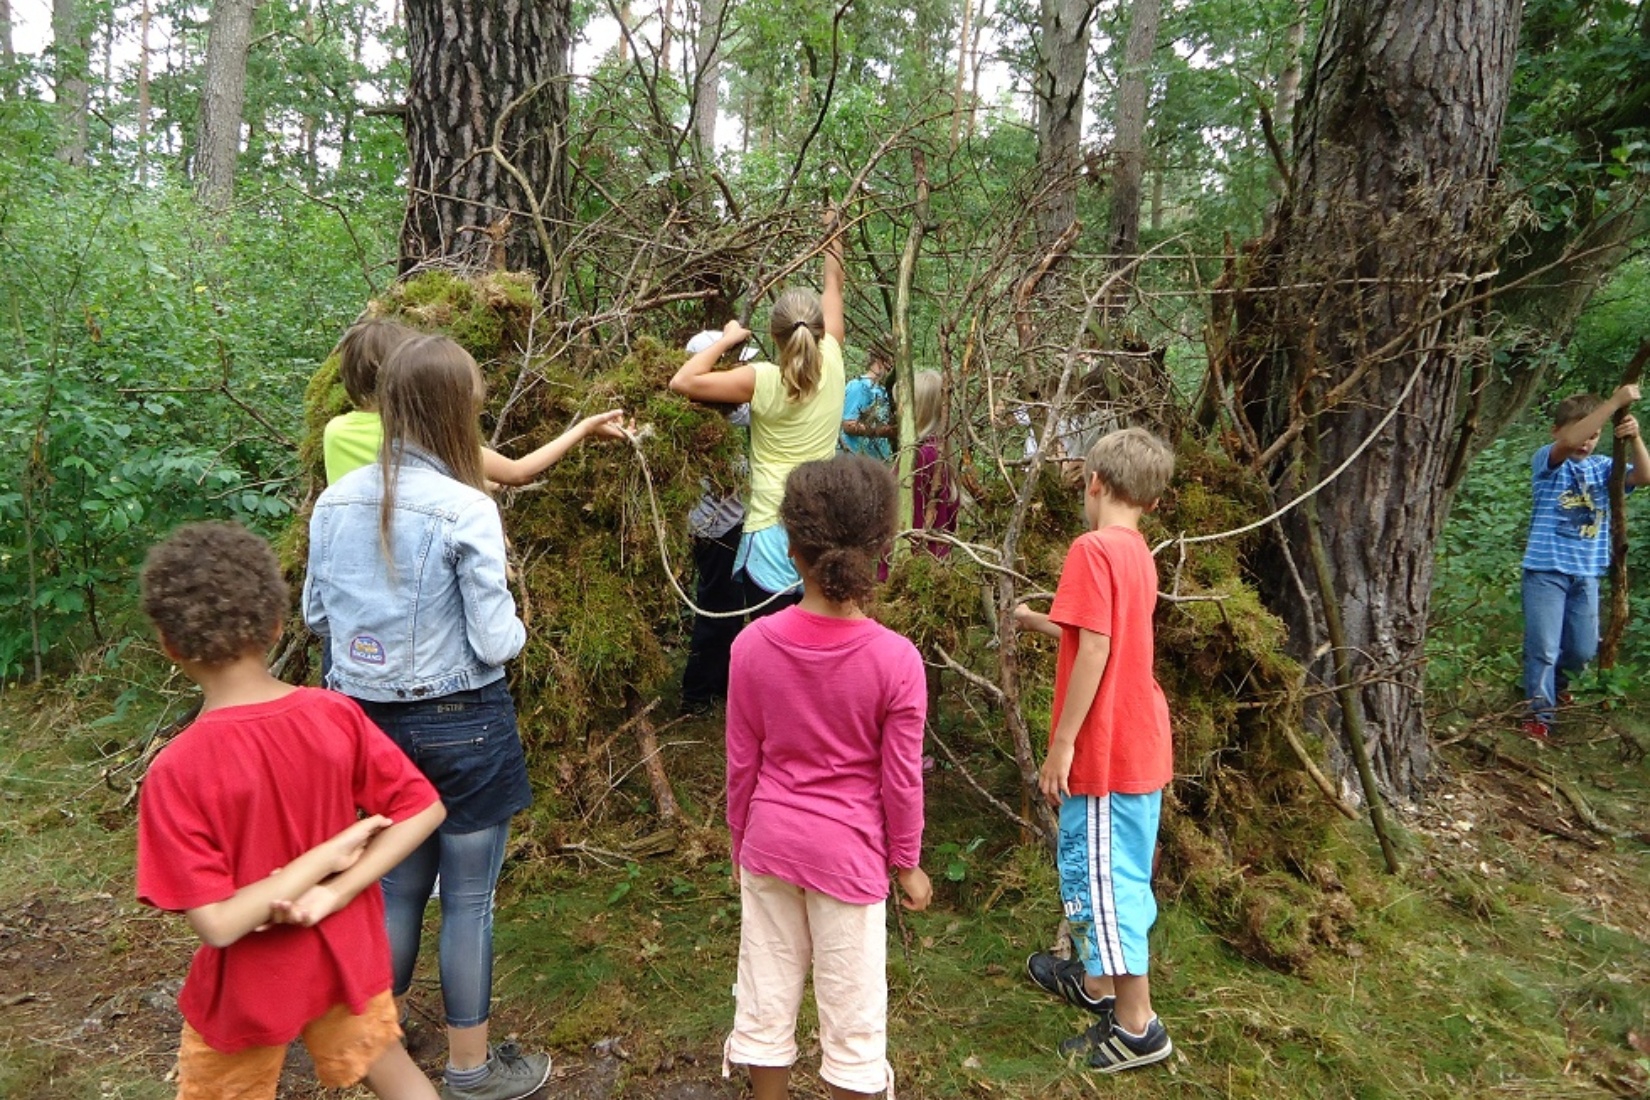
726,606,927,904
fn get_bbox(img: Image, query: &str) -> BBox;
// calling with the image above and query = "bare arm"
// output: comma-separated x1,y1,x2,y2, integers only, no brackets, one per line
268,801,447,927
670,320,758,404
1038,629,1111,806
842,418,898,440
184,815,392,948
1013,603,1063,639
482,410,627,487
822,215,846,345
1553,384,1640,463
1618,413,1650,488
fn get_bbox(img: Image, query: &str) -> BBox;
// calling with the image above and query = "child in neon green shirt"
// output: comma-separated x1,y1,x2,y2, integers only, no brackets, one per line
322,318,628,486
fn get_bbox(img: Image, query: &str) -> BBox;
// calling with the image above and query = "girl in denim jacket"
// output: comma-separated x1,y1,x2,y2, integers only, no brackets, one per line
304,335,550,1100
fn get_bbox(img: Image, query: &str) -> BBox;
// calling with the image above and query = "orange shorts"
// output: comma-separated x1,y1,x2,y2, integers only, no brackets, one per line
175,990,400,1100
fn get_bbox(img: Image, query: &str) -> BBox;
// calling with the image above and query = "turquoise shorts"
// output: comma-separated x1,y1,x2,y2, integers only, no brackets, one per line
1057,791,1162,977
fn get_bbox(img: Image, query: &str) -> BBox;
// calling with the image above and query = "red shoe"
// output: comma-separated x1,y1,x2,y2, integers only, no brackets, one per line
1520,719,1551,742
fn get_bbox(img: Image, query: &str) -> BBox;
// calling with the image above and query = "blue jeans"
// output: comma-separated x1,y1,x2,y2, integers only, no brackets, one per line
1522,569,1599,725
382,820,509,1029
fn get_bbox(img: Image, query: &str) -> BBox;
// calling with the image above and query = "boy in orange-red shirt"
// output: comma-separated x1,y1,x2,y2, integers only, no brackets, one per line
1013,427,1176,1073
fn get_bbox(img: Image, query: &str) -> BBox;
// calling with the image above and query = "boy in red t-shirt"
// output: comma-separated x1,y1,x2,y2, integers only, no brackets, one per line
1013,427,1176,1073
136,522,447,1100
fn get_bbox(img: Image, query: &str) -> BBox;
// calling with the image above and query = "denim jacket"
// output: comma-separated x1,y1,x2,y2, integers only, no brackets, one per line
304,448,525,703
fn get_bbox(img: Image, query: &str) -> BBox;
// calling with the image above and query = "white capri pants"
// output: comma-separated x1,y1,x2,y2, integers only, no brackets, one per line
724,871,895,1096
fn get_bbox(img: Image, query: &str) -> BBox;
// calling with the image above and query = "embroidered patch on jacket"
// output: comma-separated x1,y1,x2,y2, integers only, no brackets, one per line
349,635,387,665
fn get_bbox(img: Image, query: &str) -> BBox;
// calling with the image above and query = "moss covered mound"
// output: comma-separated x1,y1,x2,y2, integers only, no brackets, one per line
286,272,1363,969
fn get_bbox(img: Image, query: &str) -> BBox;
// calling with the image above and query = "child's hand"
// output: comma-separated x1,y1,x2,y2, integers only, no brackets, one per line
324,815,392,874
1038,742,1075,807
896,866,932,912
721,318,752,347
1613,383,1641,407
1617,413,1640,441
1012,603,1044,632
268,883,343,928
578,409,630,442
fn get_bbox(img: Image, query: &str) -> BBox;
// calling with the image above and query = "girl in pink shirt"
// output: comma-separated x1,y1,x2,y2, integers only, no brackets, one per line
724,454,933,1100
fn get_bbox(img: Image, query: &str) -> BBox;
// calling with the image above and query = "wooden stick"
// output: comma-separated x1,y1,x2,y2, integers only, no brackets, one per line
1599,335,1650,668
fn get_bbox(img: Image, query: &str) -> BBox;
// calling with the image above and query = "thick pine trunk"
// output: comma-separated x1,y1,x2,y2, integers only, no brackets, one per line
1235,0,1523,799
1033,0,1095,249
400,0,571,280
195,0,257,210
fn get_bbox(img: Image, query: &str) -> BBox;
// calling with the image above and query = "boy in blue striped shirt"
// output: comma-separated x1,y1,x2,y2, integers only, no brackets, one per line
1520,384,1648,739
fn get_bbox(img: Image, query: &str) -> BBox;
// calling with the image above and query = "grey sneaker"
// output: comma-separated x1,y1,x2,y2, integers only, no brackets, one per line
440,1042,551,1100
1025,952,1115,1019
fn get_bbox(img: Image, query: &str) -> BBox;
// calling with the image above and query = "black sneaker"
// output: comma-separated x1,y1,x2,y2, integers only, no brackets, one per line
1080,1017,1173,1074
1025,952,1115,1018
440,1042,551,1100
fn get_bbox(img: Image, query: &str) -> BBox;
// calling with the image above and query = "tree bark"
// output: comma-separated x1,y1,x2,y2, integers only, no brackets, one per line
1104,0,1160,307
136,0,151,183
690,0,728,158
401,0,571,281
195,0,258,210
1034,0,1096,250
1232,0,1523,799
51,0,89,164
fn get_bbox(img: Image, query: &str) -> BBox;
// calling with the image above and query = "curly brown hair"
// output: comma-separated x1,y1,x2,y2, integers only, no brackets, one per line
780,454,896,605
140,522,288,664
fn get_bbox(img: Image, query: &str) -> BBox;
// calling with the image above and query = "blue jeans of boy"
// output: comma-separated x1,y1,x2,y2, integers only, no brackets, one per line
1521,569,1598,726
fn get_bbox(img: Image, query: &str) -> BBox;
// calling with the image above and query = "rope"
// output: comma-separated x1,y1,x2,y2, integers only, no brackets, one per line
1151,348,1433,557
621,427,791,620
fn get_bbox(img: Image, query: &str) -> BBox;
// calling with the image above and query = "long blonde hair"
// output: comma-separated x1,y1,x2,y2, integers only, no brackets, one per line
378,335,488,558
913,370,945,440
769,287,825,403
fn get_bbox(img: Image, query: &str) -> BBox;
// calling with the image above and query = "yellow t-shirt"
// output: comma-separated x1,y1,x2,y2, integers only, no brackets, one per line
323,410,384,484
744,334,846,532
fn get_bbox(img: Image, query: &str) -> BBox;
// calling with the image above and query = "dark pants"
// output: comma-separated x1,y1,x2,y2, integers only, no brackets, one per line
742,574,802,622
681,526,747,708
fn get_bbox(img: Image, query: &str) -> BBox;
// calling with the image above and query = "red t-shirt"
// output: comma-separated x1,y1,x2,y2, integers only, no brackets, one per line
136,687,437,1052
1047,526,1173,796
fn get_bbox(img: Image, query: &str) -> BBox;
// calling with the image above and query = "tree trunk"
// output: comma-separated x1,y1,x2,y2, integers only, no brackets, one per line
52,0,89,164
1232,0,1523,799
690,0,727,158
1104,0,1160,308
949,0,973,151
400,0,571,282
195,0,258,211
136,0,151,183
1033,0,1096,249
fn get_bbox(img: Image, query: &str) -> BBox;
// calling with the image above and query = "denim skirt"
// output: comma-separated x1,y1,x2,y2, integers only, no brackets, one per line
355,678,532,834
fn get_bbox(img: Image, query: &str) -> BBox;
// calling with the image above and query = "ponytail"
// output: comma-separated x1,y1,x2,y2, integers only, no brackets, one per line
769,288,825,403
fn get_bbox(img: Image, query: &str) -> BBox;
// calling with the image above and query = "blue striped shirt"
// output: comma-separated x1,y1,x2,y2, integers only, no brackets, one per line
1521,444,1628,577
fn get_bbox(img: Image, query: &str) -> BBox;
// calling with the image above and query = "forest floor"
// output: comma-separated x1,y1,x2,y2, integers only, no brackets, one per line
1,675,1647,1100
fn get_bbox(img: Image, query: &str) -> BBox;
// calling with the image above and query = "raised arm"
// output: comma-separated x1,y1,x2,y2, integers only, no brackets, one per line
185,815,392,948
482,410,628,487
670,320,758,404
822,214,846,345
1553,384,1640,463
1619,414,1650,488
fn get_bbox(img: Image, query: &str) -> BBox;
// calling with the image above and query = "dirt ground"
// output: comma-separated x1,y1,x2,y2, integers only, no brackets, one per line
0,892,737,1099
